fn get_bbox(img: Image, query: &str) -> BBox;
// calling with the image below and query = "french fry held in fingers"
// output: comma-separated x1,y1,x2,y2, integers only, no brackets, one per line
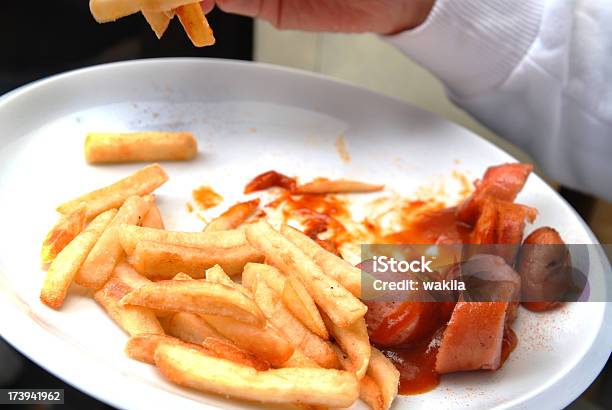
57,164,168,220
162,311,225,343
85,132,197,164
154,344,360,407
367,348,400,410
176,3,215,47
89,0,197,23
141,199,165,229
94,265,164,336
76,195,151,289
121,280,266,326
253,279,338,369
118,224,252,254
41,203,87,264
131,239,262,278
141,10,171,39
245,221,367,328
323,314,370,380
40,209,117,309
201,314,294,367
204,199,260,232
281,225,362,297
296,178,384,194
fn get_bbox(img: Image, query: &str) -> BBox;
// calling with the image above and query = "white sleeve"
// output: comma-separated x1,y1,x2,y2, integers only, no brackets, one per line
387,0,612,201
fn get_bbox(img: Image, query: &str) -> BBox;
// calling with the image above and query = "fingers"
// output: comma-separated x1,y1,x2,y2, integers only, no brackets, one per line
200,0,216,14
216,0,262,17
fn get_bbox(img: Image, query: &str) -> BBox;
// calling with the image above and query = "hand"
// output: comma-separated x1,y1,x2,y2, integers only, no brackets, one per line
201,0,435,34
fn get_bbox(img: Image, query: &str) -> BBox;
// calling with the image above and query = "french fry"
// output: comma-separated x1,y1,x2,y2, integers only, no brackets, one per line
333,345,385,410
131,239,262,279
162,311,225,343
206,265,252,297
253,279,338,369
242,263,284,294
245,221,367,328
121,280,266,326
281,225,361,297
202,337,270,371
89,0,196,23
154,344,359,407
141,199,165,229
85,132,197,164
57,164,168,220
142,11,171,39
76,195,151,289
126,334,204,364
323,314,370,380
204,199,260,232
242,263,328,339
282,277,329,340
112,261,154,288
368,348,400,410
89,0,141,23
40,209,117,309
296,179,384,194
201,315,294,367
41,203,87,264
94,265,164,336
176,3,215,47
358,375,385,410
118,224,251,254
280,349,321,369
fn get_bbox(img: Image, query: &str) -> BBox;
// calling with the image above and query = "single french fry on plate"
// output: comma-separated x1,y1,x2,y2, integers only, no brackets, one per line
201,336,270,371
41,203,87,264
245,221,367,328
241,262,285,294
57,163,168,220
201,314,294,367
176,3,215,47
131,239,262,278
323,314,371,380
368,347,400,410
154,343,359,408
125,334,203,364
204,199,260,232
253,279,338,369
94,265,164,336
121,280,265,325
282,276,329,340
141,197,165,229
118,224,252,254
162,311,225,344
281,225,362,297
295,178,384,194
85,132,197,163
76,195,151,289
40,209,116,309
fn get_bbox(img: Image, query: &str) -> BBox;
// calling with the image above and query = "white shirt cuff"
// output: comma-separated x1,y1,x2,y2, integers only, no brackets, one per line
386,0,545,97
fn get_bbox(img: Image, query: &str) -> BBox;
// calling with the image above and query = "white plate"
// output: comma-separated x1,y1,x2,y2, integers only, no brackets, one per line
0,59,609,410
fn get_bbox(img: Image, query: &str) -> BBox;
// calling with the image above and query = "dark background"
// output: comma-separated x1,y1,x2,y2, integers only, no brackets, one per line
0,2,609,410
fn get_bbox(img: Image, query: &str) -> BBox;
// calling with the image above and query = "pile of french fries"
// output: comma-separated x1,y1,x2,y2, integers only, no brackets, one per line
40,163,399,409
89,0,215,47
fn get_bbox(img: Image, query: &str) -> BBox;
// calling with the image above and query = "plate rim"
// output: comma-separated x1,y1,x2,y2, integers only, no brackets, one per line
0,58,610,410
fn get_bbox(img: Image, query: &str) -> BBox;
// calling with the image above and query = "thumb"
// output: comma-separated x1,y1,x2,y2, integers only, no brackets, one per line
215,0,262,17
200,0,216,14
